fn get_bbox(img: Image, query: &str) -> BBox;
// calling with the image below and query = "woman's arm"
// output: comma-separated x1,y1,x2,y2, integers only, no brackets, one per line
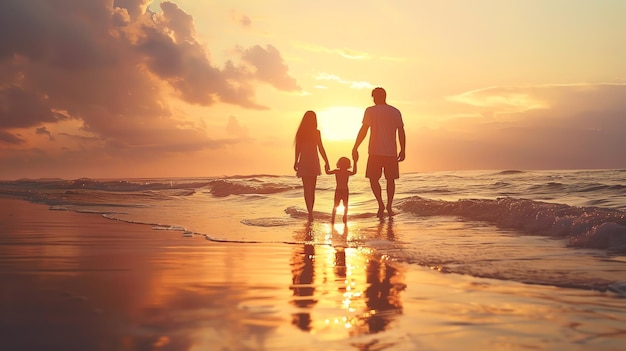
317,131,330,172
294,142,300,171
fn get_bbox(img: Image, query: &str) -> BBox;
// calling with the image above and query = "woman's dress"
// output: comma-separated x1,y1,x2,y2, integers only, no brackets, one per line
296,135,321,177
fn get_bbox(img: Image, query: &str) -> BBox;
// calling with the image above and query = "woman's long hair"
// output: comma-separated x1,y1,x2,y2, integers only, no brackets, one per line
294,110,318,146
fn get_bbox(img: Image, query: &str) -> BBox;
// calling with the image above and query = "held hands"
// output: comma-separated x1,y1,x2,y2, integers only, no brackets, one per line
324,163,330,173
352,149,359,162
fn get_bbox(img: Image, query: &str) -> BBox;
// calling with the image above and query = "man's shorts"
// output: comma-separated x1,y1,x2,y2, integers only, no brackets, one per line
366,155,399,180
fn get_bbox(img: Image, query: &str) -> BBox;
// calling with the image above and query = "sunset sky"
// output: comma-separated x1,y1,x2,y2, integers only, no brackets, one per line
1,0,625,179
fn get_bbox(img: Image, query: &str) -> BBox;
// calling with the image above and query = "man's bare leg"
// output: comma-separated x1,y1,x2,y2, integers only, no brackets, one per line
369,177,385,217
386,178,396,216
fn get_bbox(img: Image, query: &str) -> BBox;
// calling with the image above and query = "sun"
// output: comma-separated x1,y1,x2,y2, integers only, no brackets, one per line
316,106,363,141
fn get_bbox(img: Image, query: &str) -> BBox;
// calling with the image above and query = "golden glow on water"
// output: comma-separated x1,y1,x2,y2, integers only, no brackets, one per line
289,221,405,338
3,199,626,350
335,204,346,216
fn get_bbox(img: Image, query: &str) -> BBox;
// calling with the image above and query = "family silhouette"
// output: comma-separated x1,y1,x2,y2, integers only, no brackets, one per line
294,87,406,222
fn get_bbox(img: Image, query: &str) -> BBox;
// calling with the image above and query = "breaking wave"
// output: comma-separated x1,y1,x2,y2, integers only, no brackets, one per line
398,196,626,250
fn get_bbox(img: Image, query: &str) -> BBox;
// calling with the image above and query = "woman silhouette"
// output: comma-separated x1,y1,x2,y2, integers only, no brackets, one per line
294,111,330,221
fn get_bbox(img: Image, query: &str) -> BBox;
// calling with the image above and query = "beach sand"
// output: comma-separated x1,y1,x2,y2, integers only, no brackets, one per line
1,197,625,351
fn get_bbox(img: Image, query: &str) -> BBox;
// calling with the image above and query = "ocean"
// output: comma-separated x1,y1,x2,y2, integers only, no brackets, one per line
2,169,625,293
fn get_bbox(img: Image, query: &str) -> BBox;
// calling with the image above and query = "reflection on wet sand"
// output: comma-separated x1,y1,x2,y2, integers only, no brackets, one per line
290,220,406,337
290,224,317,331
2,198,410,350
0,199,292,351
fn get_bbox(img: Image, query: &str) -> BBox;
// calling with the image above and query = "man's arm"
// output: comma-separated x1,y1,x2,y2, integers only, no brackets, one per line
397,125,406,162
352,124,369,162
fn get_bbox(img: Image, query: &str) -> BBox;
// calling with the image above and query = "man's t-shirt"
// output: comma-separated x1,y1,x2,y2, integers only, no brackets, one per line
362,104,404,157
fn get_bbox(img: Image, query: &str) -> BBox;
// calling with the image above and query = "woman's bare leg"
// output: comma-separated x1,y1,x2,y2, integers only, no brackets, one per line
302,176,317,221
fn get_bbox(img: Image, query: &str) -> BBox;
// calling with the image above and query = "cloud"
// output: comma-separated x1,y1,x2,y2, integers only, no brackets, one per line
239,45,301,91
231,11,252,28
293,42,404,61
293,42,372,60
0,131,23,145
226,116,249,138
418,83,626,170
448,86,549,113
0,0,299,157
239,15,252,28
336,48,371,60
135,3,275,109
0,86,67,128
313,73,374,90
35,126,54,140
158,1,195,42
113,0,149,19
448,83,626,119
59,132,101,143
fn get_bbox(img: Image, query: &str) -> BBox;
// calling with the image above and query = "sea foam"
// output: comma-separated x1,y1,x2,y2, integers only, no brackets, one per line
398,196,626,250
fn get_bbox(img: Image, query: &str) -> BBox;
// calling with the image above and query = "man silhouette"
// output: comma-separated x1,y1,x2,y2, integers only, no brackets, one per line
352,87,406,217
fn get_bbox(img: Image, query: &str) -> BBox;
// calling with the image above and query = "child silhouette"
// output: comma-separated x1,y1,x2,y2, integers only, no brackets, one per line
326,157,357,224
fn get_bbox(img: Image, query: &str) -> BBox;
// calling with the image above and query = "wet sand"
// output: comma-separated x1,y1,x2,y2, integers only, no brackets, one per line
1,197,625,351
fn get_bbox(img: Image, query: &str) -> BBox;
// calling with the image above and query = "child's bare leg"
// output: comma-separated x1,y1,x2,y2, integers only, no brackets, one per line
331,196,340,224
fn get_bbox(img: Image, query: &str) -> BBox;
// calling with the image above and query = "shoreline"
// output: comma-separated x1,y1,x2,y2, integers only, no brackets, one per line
1,196,625,351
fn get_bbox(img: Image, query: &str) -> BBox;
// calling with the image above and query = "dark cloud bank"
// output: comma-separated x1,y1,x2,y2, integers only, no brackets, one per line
0,0,299,152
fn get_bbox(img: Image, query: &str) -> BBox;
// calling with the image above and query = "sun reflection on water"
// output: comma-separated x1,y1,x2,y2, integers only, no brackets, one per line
289,220,406,337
